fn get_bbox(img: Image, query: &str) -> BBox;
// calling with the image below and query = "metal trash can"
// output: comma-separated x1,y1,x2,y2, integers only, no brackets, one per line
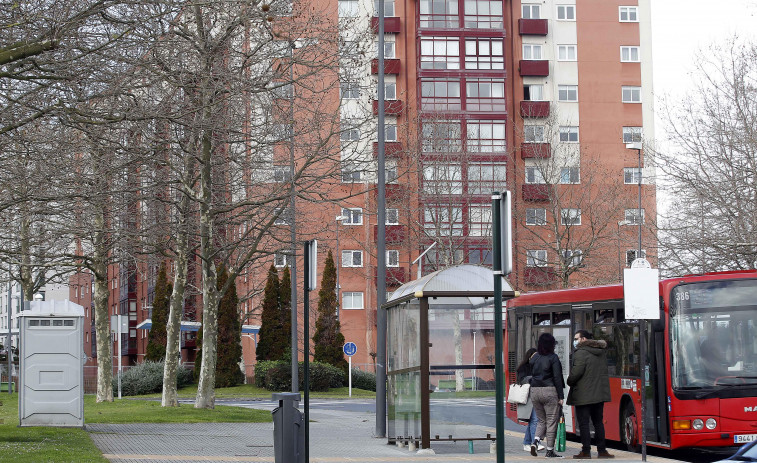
272,392,304,463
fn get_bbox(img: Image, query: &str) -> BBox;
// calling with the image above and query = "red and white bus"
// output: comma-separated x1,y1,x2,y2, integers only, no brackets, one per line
506,270,757,450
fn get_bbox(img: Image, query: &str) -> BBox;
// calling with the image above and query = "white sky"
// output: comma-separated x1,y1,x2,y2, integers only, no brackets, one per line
650,0,757,140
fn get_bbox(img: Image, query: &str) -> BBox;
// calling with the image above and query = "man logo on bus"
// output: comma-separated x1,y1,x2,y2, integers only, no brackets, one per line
746,406,757,412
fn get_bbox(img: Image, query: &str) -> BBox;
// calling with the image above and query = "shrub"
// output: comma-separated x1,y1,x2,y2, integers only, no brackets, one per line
350,368,376,391
254,360,345,392
113,361,193,396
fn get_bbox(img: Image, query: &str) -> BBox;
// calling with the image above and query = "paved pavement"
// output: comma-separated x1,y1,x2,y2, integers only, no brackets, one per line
87,400,685,463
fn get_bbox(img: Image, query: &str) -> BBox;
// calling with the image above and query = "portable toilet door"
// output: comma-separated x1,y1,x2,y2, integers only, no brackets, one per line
19,300,85,427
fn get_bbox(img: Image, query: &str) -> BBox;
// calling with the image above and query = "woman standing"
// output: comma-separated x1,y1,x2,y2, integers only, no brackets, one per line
529,333,565,458
516,348,544,453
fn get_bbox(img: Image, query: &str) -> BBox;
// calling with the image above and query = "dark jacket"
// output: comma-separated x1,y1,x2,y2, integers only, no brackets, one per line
529,352,565,400
566,339,612,406
516,359,532,385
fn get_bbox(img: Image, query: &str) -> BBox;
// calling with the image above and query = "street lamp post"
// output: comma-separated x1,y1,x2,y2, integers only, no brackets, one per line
617,220,632,282
335,215,347,319
625,142,643,260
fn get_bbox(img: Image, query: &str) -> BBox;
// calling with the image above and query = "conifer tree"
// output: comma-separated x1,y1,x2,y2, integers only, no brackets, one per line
214,264,245,387
312,251,348,372
146,263,171,362
279,266,292,360
257,265,283,361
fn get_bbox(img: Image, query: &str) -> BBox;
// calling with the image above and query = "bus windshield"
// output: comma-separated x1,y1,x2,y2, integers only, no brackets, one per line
670,279,757,395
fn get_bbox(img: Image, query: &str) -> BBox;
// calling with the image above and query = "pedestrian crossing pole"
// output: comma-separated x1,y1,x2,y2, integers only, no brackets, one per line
492,191,512,463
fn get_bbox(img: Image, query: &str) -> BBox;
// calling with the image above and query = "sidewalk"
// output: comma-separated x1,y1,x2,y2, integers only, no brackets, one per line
87,405,683,463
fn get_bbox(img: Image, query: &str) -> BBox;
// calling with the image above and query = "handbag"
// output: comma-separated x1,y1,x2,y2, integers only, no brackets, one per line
507,383,530,404
556,410,567,452
517,398,533,421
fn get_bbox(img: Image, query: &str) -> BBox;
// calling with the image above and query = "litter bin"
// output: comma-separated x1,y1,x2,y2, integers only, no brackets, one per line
272,392,304,463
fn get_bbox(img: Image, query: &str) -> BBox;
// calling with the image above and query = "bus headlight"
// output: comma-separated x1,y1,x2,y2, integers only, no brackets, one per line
692,419,704,430
706,418,717,430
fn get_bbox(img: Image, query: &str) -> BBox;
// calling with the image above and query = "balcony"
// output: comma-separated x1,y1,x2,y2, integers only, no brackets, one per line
372,59,401,75
524,267,557,286
519,60,549,77
375,266,408,287
373,224,406,243
520,101,550,118
371,16,401,33
520,143,551,159
373,99,405,115
373,142,404,158
522,184,549,201
518,18,548,35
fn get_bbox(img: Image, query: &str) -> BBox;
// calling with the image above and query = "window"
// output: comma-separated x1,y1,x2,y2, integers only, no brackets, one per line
560,167,580,184
385,123,397,141
385,161,398,183
621,46,640,62
619,6,638,22
468,162,506,194
623,126,642,143
562,249,583,267
387,250,400,267
272,82,293,99
342,250,363,267
422,120,462,152
424,206,463,236
626,249,646,266
524,125,545,142
522,44,542,60
421,79,461,111
561,208,581,225
624,167,641,184
339,0,359,17
527,249,548,267
342,292,364,309
557,5,575,20
340,123,360,141
274,252,290,268
420,37,460,69
274,207,292,225
525,166,545,184
377,41,396,59
559,126,579,142
466,79,505,111
341,207,363,225
465,39,504,69
468,206,491,236
558,45,577,61
340,80,360,99
625,208,644,225
273,165,291,182
467,120,506,152
526,208,547,225
522,4,541,19
374,0,395,16
341,162,363,183
622,86,641,103
423,162,462,194
464,0,503,28
558,85,578,102
383,82,397,100
386,208,399,224
523,84,544,101
420,0,459,28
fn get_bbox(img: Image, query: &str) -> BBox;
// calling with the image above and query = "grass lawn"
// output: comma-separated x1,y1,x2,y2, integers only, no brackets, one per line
0,384,374,462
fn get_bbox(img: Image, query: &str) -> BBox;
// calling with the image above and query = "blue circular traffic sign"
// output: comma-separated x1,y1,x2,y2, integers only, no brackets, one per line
343,342,357,357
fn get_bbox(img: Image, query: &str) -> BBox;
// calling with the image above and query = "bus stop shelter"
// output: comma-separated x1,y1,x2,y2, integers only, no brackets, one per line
383,264,516,449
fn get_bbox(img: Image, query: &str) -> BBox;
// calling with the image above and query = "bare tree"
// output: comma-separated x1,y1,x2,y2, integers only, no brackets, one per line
656,38,757,275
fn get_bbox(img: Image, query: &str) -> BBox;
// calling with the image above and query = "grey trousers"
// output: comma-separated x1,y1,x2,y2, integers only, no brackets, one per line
530,386,561,449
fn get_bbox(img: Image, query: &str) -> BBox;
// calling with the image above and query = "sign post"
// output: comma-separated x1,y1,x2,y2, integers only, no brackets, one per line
110,315,128,399
623,259,659,462
343,342,357,397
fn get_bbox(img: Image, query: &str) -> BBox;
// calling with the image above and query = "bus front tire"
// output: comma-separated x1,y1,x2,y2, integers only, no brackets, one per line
620,403,640,452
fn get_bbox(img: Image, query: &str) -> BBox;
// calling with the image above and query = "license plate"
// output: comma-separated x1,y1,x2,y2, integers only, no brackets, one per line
734,434,757,444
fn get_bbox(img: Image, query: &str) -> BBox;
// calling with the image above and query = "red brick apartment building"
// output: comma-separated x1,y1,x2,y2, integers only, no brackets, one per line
72,0,655,372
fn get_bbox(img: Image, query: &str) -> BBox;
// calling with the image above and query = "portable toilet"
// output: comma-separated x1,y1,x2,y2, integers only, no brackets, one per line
19,300,85,427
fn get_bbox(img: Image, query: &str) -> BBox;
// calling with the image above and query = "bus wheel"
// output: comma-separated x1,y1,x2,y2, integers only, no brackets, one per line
621,403,640,452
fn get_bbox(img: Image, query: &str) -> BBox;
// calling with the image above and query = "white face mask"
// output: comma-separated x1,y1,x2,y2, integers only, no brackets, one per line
573,339,579,348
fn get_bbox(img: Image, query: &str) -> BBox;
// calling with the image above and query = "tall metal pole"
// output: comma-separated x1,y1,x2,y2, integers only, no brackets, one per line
289,43,299,393
492,192,505,463
375,0,387,438
637,147,647,462
335,217,340,320
6,282,11,395
303,240,311,463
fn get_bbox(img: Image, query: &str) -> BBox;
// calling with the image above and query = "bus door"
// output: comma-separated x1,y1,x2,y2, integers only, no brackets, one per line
567,304,593,433
649,319,670,444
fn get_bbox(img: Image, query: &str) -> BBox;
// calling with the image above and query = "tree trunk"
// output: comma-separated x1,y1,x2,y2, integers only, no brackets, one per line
19,213,34,301
162,237,188,407
93,211,113,402
453,314,464,392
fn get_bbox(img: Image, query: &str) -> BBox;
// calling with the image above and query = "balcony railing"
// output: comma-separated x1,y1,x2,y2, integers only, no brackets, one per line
373,142,404,158
373,99,405,115
372,59,401,75
518,18,548,35
373,224,406,243
521,142,551,159
519,60,549,76
522,184,550,201
371,16,401,33
520,100,550,118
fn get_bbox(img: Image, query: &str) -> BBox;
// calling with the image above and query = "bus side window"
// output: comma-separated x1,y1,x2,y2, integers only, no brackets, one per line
593,325,617,375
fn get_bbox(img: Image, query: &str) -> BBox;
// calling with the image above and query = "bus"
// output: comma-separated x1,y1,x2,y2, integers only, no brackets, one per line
506,270,757,450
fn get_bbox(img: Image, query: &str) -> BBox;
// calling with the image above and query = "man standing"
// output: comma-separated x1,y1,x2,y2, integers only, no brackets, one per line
566,330,614,459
